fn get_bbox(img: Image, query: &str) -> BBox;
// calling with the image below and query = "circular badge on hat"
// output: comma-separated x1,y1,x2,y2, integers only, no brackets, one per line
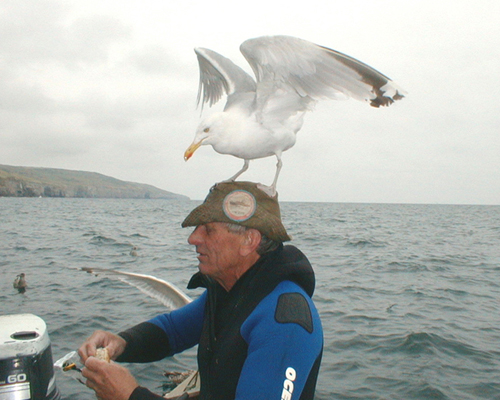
223,190,256,222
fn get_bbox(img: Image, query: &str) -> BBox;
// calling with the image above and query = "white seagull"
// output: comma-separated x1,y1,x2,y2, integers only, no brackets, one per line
184,35,405,195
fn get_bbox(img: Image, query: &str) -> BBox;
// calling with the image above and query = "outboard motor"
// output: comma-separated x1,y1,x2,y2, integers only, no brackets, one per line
0,314,60,400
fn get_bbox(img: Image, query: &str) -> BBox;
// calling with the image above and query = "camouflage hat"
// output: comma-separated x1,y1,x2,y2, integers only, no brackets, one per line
182,181,291,242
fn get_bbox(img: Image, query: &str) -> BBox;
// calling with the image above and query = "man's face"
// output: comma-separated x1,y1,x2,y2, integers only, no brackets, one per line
188,222,247,286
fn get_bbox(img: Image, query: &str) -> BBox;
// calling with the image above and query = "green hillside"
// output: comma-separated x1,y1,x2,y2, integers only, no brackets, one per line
0,165,189,200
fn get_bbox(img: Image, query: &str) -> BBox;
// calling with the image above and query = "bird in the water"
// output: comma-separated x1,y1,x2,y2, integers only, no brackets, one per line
129,246,138,257
184,35,406,195
13,273,27,293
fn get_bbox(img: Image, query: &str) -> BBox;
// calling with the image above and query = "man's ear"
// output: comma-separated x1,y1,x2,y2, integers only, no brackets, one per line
240,229,262,256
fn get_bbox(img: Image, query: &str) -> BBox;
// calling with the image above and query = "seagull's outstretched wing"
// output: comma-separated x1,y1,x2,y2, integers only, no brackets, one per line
82,267,192,310
195,47,256,109
240,35,405,108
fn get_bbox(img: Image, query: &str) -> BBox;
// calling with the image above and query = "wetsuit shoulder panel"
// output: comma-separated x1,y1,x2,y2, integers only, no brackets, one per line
275,292,313,333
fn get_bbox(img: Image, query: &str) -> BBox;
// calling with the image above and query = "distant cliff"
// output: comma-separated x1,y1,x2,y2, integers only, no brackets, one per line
0,165,189,200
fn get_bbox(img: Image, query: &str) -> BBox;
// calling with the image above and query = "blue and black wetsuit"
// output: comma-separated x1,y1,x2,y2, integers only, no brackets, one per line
117,244,323,400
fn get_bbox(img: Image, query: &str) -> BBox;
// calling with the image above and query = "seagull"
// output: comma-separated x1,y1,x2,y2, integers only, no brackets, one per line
82,267,192,310
13,273,27,293
184,35,406,195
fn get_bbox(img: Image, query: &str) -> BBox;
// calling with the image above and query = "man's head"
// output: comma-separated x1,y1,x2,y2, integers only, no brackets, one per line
182,181,290,290
182,181,291,242
187,222,261,290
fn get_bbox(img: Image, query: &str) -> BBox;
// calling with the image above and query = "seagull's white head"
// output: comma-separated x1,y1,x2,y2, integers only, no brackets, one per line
184,112,229,161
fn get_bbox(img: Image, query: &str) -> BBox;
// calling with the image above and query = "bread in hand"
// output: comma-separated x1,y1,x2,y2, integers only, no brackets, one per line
95,348,110,362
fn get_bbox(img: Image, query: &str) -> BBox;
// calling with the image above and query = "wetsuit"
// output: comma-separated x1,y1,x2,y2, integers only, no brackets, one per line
117,244,323,400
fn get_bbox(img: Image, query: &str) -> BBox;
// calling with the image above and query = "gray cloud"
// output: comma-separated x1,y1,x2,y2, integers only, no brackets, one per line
0,0,499,204
0,1,131,67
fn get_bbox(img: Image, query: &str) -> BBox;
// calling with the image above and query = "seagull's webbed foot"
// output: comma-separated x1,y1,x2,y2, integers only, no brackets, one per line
256,183,277,197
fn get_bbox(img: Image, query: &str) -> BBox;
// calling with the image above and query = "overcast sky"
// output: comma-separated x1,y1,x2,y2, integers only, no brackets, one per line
1,1,499,204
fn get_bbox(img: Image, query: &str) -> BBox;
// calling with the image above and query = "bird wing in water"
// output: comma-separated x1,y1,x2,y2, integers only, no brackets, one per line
82,267,192,310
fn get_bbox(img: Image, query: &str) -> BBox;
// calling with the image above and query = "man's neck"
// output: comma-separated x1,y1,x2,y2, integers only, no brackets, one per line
217,253,261,291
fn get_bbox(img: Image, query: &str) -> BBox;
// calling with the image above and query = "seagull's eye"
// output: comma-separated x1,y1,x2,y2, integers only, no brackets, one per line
203,127,210,133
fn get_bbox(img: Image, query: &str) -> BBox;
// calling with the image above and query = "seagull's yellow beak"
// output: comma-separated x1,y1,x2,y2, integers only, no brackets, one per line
184,141,202,161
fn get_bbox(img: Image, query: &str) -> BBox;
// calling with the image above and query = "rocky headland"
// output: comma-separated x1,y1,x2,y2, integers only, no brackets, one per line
0,164,188,200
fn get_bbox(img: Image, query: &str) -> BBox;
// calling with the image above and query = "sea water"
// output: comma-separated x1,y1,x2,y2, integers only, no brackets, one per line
1,198,499,399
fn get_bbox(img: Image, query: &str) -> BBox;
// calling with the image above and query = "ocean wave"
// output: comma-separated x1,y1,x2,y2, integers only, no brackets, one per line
387,261,430,272
122,233,150,239
344,238,387,248
3,199,500,400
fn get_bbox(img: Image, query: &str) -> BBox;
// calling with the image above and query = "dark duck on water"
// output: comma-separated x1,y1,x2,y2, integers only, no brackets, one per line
13,272,27,293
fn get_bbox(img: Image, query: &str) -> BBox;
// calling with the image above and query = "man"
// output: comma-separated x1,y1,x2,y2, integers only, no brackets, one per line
79,181,323,400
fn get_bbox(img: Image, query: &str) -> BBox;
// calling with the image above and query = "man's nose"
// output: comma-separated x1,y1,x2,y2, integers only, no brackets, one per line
188,225,203,245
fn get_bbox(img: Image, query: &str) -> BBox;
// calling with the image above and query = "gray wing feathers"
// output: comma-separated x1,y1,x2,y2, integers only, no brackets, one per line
195,47,256,109
240,35,405,108
82,267,192,310
323,46,406,107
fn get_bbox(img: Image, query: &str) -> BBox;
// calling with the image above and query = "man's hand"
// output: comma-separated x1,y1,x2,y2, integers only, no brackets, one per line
82,357,139,400
78,330,127,363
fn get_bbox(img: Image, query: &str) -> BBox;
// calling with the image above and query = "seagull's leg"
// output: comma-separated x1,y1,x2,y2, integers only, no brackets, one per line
271,155,283,190
225,160,250,182
257,155,281,197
